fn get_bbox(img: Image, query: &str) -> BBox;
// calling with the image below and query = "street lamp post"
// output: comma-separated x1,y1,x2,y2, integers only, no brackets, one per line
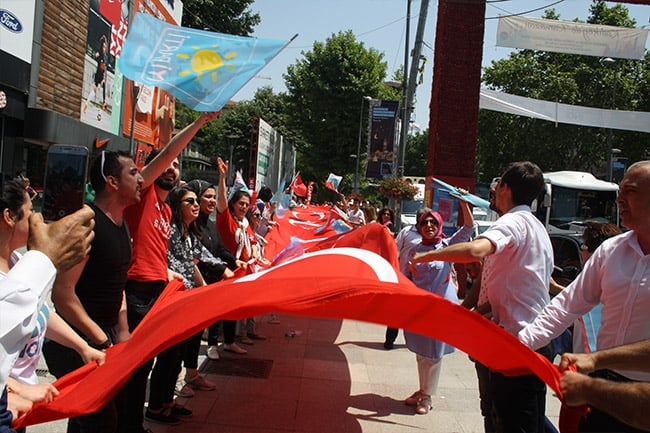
395,0,412,180
226,134,238,187
355,96,372,192
600,57,618,182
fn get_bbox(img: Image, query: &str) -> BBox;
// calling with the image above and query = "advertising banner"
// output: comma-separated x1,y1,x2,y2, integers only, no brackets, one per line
497,16,648,60
251,117,295,192
120,0,181,148
0,0,35,64
365,100,399,179
79,0,127,134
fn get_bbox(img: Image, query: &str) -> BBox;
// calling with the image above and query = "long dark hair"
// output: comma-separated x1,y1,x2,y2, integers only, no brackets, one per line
0,180,29,220
168,187,201,240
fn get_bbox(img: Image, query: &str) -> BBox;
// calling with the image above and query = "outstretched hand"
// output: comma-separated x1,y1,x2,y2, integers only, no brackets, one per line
28,206,95,272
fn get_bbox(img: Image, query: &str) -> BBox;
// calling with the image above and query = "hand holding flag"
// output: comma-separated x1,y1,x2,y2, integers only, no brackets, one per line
290,173,308,197
324,173,343,193
433,177,490,209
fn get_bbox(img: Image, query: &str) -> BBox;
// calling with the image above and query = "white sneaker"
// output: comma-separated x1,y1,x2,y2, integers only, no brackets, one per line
174,380,194,398
207,345,220,360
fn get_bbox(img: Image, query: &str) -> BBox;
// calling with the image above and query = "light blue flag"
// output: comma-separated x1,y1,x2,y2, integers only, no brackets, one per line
432,177,491,209
120,13,292,111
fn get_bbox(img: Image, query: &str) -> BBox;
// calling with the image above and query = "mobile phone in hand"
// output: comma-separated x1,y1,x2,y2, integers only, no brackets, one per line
41,144,89,221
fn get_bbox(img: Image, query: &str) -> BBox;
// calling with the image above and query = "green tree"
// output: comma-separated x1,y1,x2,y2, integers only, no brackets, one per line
477,1,649,181
195,87,290,181
181,0,260,36
403,129,428,176
283,31,389,194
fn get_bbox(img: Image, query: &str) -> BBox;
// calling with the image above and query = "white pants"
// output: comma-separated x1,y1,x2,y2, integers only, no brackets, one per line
416,354,442,396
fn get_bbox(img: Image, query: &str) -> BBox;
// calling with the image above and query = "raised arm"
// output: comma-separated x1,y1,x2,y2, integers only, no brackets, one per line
140,112,219,188
216,157,228,214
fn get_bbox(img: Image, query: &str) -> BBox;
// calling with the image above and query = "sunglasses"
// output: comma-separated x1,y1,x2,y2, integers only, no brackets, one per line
419,219,438,227
182,197,199,206
382,212,391,216
100,151,108,182
251,212,261,217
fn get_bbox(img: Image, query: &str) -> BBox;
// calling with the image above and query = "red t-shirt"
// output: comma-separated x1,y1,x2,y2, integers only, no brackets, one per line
125,185,172,282
216,208,257,264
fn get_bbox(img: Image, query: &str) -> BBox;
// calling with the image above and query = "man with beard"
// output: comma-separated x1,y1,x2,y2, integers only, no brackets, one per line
120,112,218,431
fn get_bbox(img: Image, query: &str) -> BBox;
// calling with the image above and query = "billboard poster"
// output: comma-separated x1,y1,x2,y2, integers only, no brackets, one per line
79,1,123,133
0,0,36,64
120,0,181,148
365,100,399,179
251,117,295,192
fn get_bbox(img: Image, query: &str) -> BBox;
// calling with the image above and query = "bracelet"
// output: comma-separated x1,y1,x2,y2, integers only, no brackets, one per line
91,338,112,350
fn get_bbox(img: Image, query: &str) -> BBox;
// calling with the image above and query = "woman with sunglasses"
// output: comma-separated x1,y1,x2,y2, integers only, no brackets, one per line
403,200,475,415
378,207,396,235
165,187,230,401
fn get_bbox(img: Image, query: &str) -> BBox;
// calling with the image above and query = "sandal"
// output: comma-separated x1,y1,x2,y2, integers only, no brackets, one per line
415,394,432,415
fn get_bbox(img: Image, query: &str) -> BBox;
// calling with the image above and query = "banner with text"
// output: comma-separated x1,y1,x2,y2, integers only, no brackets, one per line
497,15,648,60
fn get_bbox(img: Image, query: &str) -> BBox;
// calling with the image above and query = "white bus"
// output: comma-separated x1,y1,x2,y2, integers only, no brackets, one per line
534,171,619,231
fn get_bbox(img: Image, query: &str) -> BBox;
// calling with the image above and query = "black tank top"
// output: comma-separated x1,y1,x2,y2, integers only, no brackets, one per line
74,203,132,330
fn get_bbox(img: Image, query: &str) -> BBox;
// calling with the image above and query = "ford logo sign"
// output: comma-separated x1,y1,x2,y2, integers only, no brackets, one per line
0,9,23,33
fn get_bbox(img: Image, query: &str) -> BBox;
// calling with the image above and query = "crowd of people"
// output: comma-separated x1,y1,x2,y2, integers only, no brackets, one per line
1,135,650,433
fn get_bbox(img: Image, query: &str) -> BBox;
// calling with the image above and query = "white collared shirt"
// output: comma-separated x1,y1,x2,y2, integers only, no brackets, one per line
519,230,650,381
479,205,553,335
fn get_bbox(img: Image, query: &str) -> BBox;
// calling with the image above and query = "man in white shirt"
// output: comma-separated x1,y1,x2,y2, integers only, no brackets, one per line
1,207,94,426
410,161,553,433
519,160,650,432
558,338,650,432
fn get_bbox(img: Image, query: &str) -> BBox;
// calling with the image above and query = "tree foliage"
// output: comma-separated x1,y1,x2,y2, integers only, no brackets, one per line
477,1,649,181
283,31,390,192
403,130,428,176
180,0,260,36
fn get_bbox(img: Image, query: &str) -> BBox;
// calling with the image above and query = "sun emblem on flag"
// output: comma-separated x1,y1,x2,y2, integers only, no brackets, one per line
177,46,237,82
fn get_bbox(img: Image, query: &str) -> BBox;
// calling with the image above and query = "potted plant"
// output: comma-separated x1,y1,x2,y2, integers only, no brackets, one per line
378,177,419,201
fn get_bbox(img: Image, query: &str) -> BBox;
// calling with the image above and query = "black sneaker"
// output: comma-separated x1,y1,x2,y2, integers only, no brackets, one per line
144,408,181,425
171,405,193,418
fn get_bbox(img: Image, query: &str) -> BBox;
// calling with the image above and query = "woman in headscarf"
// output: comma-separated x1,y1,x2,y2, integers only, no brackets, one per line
403,201,475,415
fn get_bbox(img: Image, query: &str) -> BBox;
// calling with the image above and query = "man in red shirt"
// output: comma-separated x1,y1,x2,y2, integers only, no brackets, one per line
121,112,218,431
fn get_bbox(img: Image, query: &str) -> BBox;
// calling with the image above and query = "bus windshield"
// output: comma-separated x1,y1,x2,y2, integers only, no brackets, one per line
547,186,618,228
